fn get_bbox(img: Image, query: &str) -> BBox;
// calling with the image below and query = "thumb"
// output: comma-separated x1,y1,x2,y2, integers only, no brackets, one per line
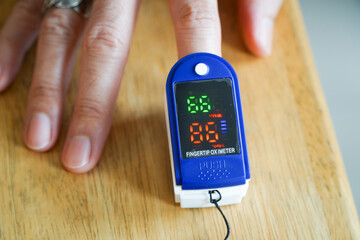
238,0,283,57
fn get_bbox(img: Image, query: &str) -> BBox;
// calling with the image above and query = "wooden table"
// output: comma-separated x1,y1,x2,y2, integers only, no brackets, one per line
1,0,359,239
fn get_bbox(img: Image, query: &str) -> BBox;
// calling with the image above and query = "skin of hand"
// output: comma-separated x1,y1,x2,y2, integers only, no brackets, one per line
0,0,282,173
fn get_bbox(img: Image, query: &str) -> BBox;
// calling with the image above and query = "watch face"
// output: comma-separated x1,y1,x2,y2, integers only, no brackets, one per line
174,78,241,159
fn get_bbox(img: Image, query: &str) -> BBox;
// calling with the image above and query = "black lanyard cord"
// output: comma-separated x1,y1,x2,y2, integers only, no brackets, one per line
209,190,230,240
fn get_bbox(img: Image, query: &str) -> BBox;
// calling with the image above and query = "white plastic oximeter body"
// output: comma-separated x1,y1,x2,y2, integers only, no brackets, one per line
165,53,250,208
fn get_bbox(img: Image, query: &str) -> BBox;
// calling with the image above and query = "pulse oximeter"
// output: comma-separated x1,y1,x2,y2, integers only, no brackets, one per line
165,53,250,208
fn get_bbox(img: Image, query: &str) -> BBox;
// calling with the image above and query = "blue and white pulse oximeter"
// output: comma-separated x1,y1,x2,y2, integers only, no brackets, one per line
165,53,250,208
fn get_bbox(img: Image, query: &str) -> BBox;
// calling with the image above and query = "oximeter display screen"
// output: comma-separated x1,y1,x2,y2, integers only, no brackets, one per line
174,78,240,159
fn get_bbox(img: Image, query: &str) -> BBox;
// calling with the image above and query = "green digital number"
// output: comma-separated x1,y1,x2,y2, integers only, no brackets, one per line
199,95,211,113
187,96,198,113
187,95,211,113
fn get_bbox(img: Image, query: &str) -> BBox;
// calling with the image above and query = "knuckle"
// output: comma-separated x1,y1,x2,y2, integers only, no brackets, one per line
176,1,219,28
76,98,109,122
84,24,127,59
41,11,76,43
15,0,41,16
7,0,42,40
30,82,61,103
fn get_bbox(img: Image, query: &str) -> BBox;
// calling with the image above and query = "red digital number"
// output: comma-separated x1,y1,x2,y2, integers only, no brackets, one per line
190,123,203,144
190,121,218,144
205,122,219,143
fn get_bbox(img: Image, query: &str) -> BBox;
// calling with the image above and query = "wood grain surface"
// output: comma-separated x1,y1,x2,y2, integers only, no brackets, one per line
0,0,359,239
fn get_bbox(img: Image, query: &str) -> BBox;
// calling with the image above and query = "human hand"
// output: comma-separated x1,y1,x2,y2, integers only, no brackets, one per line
0,0,282,173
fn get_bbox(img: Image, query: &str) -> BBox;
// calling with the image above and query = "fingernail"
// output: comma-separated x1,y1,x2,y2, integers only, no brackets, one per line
63,136,90,169
254,17,274,56
26,113,51,150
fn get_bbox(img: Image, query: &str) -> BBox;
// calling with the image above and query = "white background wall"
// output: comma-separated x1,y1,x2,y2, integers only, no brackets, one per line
299,0,360,215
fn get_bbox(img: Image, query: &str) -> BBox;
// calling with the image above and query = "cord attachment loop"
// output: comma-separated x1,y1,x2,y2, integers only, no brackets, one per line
209,189,222,203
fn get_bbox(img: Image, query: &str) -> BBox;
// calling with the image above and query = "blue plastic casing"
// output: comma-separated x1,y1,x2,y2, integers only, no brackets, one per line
166,53,250,190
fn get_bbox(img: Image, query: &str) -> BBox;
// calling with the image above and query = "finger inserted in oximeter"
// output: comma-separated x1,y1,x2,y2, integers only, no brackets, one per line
165,53,250,208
